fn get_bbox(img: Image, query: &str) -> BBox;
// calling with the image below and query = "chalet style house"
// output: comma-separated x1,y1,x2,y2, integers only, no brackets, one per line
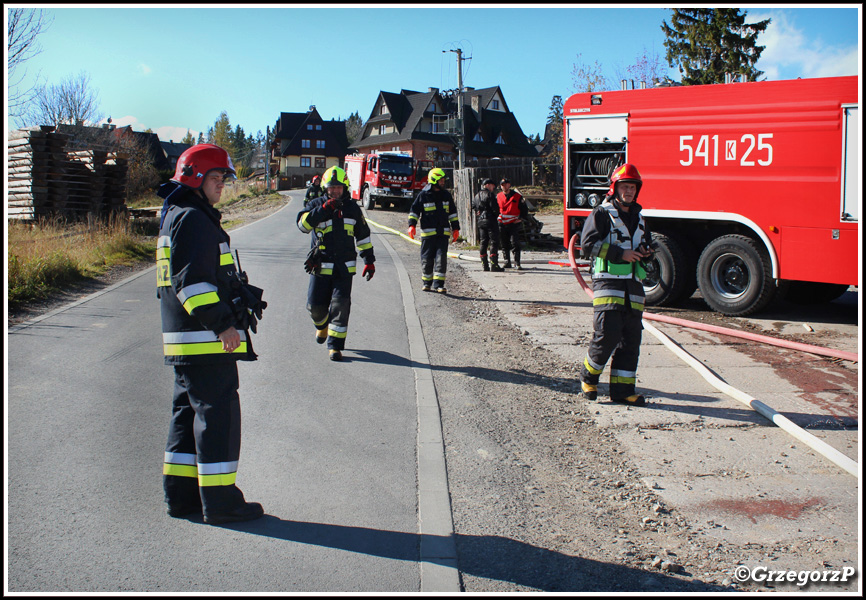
269,106,349,189
350,86,538,162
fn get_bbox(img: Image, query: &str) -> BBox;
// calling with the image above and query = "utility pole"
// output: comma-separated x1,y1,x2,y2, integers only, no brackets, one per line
446,47,469,170
265,125,270,191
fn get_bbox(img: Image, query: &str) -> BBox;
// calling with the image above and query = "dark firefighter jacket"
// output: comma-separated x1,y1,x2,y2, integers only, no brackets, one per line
470,188,499,228
580,197,650,312
408,183,460,237
156,182,256,365
296,191,375,277
305,184,324,207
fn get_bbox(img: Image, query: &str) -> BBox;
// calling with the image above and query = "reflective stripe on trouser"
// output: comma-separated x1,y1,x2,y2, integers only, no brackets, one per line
164,363,246,513
307,272,353,351
420,235,449,290
579,306,644,398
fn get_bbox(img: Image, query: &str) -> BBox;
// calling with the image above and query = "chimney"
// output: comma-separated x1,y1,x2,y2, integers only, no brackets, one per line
471,95,481,113
428,87,439,94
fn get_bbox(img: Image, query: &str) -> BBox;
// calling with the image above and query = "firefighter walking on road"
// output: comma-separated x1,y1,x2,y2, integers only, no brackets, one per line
297,166,375,362
304,174,323,209
157,143,266,524
497,178,528,269
408,168,460,293
579,163,653,406
471,178,504,272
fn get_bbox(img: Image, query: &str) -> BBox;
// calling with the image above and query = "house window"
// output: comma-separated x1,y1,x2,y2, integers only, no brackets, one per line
473,132,483,142
427,146,438,155
301,157,311,167
496,134,505,144
380,104,389,115
315,157,326,168
307,124,313,130
379,125,387,135
315,124,322,130
301,139,311,148
492,99,500,110
316,140,325,149
428,102,437,112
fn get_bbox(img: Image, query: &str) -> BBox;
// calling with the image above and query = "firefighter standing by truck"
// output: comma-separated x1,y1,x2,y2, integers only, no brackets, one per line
297,166,375,361
471,178,504,272
579,163,652,406
408,168,460,293
497,178,529,269
157,143,266,524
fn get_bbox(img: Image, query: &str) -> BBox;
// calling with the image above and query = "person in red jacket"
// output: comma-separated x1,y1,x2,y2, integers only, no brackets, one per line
496,178,529,269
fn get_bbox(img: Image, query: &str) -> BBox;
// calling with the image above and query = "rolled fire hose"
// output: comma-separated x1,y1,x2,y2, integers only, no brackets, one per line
567,234,858,477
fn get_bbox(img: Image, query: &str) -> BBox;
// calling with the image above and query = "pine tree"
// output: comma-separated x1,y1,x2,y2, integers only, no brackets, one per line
662,8,770,85
345,111,363,146
545,95,564,163
181,130,194,145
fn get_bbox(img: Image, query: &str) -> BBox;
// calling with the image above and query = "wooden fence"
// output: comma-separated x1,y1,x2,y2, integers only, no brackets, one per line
7,126,129,221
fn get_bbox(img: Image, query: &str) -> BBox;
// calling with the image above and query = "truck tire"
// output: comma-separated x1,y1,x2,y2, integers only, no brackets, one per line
643,232,688,306
779,281,850,305
362,187,374,210
697,234,775,316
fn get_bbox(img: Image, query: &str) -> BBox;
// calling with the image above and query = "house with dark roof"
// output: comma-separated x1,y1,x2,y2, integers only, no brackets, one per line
160,140,192,171
350,86,537,162
269,106,349,189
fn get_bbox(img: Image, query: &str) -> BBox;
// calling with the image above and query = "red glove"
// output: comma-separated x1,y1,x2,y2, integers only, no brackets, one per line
408,225,416,240
323,197,342,211
363,263,375,281
451,229,459,243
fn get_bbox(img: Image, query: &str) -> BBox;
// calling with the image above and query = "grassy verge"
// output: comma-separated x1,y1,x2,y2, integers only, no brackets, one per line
7,214,157,310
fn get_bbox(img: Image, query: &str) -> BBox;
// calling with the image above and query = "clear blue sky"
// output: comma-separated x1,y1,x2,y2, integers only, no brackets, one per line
6,5,861,145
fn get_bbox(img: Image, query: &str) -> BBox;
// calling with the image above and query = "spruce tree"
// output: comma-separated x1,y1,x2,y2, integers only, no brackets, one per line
661,8,770,85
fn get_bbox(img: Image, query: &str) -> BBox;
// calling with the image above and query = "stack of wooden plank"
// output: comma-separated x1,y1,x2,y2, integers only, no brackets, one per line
6,127,129,221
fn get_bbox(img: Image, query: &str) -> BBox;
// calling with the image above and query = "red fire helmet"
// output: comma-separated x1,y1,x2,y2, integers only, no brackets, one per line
172,144,236,190
607,163,642,199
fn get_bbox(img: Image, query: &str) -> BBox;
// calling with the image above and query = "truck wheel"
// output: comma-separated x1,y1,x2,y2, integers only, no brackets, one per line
779,281,850,305
697,234,775,316
643,233,688,306
362,187,374,210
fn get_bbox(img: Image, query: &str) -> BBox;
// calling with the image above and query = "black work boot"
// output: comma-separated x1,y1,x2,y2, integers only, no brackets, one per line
503,251,512,269
203,501,265,525
481,256,490,271
490,255,504,272
514,250,522,270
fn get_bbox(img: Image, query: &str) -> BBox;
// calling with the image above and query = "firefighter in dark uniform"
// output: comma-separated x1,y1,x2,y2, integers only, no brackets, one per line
497,178,529,269
579,163,653,406
304,174,323,209
407,168,460,293
297,166,375,362
157,143,266,524
471,178,504,272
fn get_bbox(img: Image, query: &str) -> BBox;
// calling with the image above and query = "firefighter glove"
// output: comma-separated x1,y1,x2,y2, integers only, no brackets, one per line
451,229,459,243
363,263,375,281
323,197,342,211
408,225,416,240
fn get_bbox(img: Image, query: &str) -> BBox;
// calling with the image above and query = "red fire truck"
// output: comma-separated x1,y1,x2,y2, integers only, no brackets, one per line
345,152,432,210
562,75,859,316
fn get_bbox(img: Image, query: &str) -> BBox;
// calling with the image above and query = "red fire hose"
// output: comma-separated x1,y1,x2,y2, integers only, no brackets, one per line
567,234,858,363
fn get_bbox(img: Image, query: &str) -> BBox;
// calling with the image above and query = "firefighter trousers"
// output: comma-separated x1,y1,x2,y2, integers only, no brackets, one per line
580,306,644,398
164,363,247,513
500,222,522,264
420,235,450,290
478,222,500,261
307,273,353,351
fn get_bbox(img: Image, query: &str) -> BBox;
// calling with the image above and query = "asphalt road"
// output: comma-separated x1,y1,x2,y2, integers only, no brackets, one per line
6,191,453,593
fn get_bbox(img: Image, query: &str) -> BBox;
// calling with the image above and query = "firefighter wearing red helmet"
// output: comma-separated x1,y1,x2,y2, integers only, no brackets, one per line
157,143,266,523
578,163,653,406
304,174,324,209
297,166,376,362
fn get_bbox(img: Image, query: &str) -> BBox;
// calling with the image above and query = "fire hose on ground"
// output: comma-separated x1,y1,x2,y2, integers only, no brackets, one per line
567,234,858,477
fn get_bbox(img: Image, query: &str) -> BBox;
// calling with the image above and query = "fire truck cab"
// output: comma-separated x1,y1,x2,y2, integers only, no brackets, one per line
345,152,429,210
563,76,859,316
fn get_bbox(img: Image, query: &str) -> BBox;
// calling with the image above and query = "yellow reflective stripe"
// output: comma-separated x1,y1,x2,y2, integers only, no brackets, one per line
593,296,625,306
198,472,237,486
630,301,645,311
598,243,610,259
357,242,373,251
610,375,636,384
299,212,314,232
220,252,234,266
163,463,198,478
157,259,171,287
182,291,221,314
584,357,604,375
156,246,170,260
344,224,355,236
164,341,248,356
328,326,347,339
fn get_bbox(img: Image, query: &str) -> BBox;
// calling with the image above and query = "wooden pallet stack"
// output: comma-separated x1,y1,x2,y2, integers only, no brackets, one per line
7,127,129,221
